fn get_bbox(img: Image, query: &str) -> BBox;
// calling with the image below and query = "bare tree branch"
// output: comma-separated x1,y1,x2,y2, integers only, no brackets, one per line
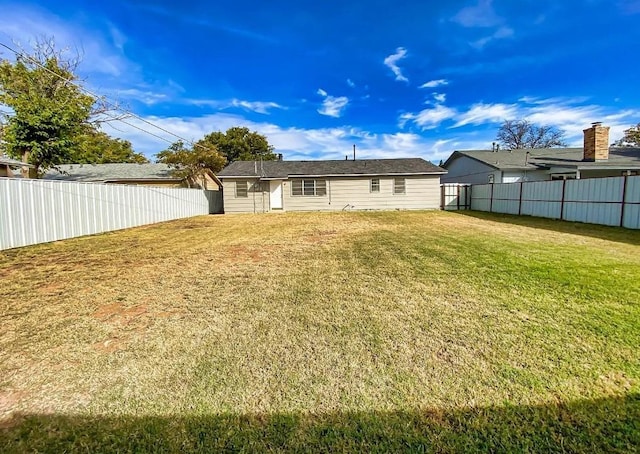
496,119,567,149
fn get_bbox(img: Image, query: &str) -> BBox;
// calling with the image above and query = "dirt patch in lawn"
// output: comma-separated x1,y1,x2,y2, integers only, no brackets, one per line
93,303,148,324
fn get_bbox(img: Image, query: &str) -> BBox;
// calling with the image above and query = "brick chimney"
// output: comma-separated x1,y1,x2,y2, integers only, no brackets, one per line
583,122,610,161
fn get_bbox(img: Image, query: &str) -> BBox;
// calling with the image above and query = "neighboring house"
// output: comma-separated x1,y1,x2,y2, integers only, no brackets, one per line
44,163,221,190
0,155,33,178
217,158,446,213
442,123,640,184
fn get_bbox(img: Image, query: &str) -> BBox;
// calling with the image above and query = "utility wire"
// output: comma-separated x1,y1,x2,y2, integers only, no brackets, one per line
0,41,214,153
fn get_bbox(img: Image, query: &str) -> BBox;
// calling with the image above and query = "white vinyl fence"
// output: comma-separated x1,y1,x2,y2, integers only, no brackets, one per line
0,178,221,250
441,175,640,229
441,184,471,211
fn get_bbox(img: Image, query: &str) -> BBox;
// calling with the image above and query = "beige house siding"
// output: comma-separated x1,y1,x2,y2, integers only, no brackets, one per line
222,175,441,213
222,178,270,213
283,176,441,211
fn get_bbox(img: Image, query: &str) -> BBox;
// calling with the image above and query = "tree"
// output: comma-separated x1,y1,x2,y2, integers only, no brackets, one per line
70,129,148,164
198,127,277,164
0,39,125,175
615,123,640,147
156,140,226,187
496,120,567,150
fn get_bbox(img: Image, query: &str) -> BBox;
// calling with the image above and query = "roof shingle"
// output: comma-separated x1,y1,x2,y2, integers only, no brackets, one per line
445,147,640,170
217,158,445,178
43,163,180,182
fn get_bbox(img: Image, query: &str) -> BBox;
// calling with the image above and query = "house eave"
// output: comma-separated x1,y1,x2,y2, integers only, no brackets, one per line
219,171,447,179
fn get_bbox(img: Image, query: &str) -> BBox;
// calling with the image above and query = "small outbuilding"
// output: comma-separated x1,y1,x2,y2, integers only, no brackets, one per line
217,158,446,213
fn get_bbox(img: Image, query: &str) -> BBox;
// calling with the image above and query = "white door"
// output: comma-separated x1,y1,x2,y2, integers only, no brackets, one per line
270,180,283,210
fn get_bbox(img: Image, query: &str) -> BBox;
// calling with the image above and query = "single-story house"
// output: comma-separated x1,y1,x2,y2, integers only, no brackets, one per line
217,158,446,213
442,123,640,184
0,155,33,177
44,163,221,190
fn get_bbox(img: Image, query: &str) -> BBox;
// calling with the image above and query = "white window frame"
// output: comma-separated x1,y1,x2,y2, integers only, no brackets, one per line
370,178,380,193
393,177,406,195
291,179,327,197
236,180,248,198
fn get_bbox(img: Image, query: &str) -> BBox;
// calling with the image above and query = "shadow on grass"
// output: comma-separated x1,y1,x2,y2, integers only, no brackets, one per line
451,210,640,246
2,394,638,453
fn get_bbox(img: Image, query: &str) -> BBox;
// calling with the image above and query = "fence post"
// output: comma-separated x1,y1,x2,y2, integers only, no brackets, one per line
489,184,494,213
518,182,523,216
465,185,470,210
560,179,567,221
456,185,461,211
620,175,629,227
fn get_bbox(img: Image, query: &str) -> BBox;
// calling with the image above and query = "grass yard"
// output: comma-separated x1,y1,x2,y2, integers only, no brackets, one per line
1,210,639,452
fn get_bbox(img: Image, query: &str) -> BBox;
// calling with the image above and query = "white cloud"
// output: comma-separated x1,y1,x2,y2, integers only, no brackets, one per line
0,6,132,77
453,102,519,127
433,93,447,103
230,99,284,114
471,26,514,49
346,78,356,88
316,88,349,118
452,0,501,27
399,105,458,129
399,96,640,147
99,112,458,163
451,1,513,49
185,98,285,114
383,47,409,82
107,88,169,106
420,79,449,89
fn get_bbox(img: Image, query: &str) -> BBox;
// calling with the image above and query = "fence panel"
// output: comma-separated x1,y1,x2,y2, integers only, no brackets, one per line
491,183,521,215
0,179,219,250
520,181,563,219
457,176,640,229
440,184,470,211
469,184,491,212
563,178,623,226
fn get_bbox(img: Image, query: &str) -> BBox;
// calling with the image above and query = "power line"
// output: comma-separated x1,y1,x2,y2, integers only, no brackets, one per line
0,41,214,153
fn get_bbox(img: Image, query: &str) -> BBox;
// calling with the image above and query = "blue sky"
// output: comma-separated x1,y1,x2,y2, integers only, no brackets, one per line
0,0,639,162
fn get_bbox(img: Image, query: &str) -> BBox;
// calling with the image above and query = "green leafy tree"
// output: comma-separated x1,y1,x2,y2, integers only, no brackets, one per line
70,129,148,164
156,140,226,187
616,123,640,147
198,126,277,164
0,46,95,175
496,119,567,149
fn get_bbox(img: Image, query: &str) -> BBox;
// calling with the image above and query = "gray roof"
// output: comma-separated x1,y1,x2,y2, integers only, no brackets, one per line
43,163,181,182
0,155,33,167
217,158,446,179
444,147,640,171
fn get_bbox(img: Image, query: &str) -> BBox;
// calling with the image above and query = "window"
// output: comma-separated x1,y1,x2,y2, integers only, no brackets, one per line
393,177,405,194
551,174,577,181
251,181,268,192
370,178,380,193
236,180,248,197
292,179,326,196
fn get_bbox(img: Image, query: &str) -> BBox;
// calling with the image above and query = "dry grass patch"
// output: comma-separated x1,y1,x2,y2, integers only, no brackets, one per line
1,211,639,452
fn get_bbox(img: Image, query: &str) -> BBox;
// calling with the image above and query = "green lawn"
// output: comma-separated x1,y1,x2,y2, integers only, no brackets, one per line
1,211,639,452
